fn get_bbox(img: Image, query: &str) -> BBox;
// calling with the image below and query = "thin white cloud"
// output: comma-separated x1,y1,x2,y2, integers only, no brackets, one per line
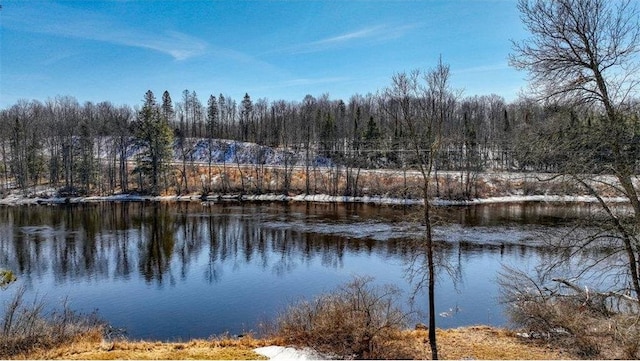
278,23,420,54
99,29,208,61
314,26,388,46
3,3,208,61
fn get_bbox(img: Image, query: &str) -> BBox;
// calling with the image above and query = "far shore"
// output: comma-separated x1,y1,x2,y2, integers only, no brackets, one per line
0,190,631,207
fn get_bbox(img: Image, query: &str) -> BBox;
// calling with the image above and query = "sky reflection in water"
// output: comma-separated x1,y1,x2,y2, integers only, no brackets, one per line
0,201,592,340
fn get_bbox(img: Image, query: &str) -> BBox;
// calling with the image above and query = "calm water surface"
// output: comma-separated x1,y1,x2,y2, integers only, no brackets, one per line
0,201,599,340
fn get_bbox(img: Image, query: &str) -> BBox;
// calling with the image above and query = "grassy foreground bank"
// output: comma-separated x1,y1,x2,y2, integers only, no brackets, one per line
14,326,574,360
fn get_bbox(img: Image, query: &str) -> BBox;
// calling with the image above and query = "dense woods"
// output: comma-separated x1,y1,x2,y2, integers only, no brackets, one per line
3,81,637,198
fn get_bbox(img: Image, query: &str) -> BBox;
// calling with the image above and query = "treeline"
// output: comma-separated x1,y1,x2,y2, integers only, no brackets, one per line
1,78,639,197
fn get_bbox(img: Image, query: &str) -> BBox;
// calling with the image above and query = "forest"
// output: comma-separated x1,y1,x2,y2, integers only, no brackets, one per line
2,80,637,198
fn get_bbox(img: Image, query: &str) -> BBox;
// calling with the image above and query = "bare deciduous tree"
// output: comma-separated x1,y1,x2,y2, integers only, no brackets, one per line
382,58,456,360
508,0,640,315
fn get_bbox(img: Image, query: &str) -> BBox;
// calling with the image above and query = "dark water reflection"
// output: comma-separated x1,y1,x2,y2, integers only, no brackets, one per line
0,201,597,340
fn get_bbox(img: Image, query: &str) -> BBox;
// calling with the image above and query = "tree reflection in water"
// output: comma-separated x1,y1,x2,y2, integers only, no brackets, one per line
0,201,607,340
139,204,176,285
1,201,595,286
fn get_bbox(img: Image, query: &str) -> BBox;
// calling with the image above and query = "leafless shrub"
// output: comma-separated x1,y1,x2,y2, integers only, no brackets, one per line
0,286,105,358
499,266,640,359
274,276,413,359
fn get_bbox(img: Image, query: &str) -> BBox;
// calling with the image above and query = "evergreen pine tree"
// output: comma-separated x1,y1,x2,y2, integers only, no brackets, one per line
161,90,174,122
132,90,174,195
241,93,252,141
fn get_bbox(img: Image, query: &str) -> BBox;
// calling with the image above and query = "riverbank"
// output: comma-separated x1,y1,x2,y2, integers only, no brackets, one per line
0,187,632,207
17,326,576,360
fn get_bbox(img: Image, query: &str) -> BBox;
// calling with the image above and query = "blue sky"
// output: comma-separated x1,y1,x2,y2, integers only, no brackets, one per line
0,1,529,108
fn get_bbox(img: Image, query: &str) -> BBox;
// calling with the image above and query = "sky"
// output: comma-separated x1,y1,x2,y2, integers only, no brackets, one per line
0,0,530,108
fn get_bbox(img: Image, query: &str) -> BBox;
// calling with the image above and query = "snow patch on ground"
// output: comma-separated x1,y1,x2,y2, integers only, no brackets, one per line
254,346,325,360
182,138,332,167
433,194,630,206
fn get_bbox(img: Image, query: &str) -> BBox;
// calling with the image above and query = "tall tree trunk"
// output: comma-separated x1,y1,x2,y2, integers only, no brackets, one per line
424,184,438,360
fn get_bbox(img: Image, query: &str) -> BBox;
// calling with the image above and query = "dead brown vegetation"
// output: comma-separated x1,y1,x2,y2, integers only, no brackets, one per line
17,333,270,360
15,326,577,360
0,287,105,359
273,276,411,359
434,326,576,360
158,163,621,201
500,268,640,359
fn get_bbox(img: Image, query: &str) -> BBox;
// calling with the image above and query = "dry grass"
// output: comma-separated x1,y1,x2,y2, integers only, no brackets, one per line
353,326,577,360
434,326,575,360
89,161,627,200
18,333,273,360
170,163,621,201
13,326,578,360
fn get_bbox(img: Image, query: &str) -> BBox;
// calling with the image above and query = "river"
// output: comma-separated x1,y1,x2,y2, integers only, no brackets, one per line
0,201,603,341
